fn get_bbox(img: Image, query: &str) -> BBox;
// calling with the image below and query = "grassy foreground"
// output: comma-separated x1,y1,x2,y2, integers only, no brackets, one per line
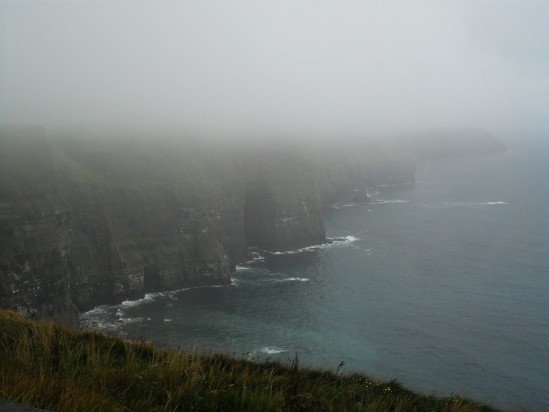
0,310,497,411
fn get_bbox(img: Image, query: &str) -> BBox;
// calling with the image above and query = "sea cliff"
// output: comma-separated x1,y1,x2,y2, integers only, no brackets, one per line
0,125,503,326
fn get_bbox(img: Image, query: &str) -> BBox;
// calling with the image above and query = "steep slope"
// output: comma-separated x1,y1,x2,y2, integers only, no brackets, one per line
1,126,503,325
0,128,250,326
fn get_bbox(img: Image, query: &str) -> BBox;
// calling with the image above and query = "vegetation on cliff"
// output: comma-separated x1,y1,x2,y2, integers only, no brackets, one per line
0,310,497,412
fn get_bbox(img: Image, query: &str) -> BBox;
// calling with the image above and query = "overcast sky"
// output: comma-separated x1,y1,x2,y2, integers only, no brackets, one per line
1,0,548,137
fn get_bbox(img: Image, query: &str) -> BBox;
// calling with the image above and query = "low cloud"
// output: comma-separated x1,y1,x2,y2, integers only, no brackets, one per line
1,0,548,137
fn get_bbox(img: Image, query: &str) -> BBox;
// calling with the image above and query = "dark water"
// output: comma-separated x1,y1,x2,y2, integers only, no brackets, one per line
82,140,549,411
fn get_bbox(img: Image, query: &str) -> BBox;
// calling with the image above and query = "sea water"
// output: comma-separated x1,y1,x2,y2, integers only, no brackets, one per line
82,138,549,411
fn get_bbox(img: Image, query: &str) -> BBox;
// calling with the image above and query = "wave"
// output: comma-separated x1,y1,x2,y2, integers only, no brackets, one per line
235,265,254,272
372,199,410,204
231,273,310,287
442,201,508,207
119,281,235,309
329,202,358,209
244,250,266,264
275,277,310,283
267,235,359,255
260,346,287,355
120,293,161,309
80,306,119,331
330,196,412,209
104,294,163,316
269,248,313,255
81,305,142,331
338,235,359,242
115,290,177,316
81,304,111,317
84,281,233,327
118,317,150,325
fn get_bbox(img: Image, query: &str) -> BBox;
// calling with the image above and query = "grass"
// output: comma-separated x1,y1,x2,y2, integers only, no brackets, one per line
0,310,498,411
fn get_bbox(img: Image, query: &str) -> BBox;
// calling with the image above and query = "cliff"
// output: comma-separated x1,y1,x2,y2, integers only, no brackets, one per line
397,128,507,159
241,146,326,250
0,126,250,327
0,125,502,326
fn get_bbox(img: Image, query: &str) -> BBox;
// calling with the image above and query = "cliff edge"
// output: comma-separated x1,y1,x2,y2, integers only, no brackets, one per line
0,126,504,326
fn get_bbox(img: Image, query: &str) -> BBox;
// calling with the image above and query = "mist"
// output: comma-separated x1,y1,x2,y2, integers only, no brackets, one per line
1,0,548,137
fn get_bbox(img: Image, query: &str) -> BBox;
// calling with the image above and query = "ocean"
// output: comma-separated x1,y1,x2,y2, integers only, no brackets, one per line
82,138,549,411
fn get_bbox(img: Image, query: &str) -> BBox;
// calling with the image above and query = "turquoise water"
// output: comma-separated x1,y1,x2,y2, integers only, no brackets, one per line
82,140,549,411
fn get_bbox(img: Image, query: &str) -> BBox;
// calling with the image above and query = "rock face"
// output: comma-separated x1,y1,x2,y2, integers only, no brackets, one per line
0,127,250,326
243,150,325,251
0,125,79,327
244,180,325,250
2,126,504,326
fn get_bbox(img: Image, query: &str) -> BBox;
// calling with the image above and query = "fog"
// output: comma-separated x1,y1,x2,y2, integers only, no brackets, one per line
1,0,548,137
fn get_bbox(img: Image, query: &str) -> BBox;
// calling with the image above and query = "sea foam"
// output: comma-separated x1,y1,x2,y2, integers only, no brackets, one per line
261,346,287,354
442,201,508,207
267,235,359,256
276,277,310,283
373,199,411,204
